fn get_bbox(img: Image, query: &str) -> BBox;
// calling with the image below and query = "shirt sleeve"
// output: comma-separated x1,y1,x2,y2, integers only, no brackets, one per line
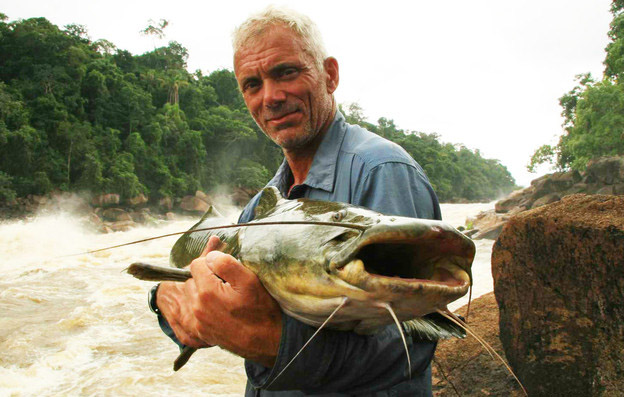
244,160,441,394
354,161,442,220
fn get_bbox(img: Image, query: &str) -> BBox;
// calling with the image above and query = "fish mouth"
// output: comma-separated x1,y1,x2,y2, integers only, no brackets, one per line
355,242,470,287
331,221,474,301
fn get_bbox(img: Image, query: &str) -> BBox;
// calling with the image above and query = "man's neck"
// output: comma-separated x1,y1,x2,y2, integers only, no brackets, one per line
284,133,323,188
284,108,336,191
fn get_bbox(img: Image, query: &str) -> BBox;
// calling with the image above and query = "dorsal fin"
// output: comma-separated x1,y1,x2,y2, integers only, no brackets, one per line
254,186,284,218
198,205,223,222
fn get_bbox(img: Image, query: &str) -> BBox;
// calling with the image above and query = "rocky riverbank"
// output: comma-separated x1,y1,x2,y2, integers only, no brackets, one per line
432,292,524,396
466,155,624,240
0,187,257,232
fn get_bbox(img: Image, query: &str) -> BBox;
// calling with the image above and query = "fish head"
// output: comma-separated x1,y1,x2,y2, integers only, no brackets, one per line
239,187,474,333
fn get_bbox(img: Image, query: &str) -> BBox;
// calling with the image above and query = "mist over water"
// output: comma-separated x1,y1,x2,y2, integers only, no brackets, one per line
0,202,495,396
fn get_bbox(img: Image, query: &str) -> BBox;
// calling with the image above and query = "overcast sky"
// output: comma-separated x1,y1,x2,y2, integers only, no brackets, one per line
2,0,613,187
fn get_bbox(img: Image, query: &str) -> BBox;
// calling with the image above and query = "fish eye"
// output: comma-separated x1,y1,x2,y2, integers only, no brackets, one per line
332,210,347,222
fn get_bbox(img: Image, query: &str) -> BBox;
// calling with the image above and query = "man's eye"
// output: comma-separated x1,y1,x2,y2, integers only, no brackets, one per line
244,80,261,92
280,68,298,78
332,210,348,222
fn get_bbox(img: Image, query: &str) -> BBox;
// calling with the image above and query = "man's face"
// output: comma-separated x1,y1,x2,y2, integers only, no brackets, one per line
234,25,337,151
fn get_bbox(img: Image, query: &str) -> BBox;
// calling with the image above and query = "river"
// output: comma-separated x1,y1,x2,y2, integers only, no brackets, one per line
0,202,495,396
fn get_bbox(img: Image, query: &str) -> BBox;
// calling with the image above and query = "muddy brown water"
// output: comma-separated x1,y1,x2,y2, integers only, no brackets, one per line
0,202,494,396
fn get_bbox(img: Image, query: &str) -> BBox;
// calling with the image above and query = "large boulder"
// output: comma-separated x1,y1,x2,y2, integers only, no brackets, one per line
584,156,624,185
91,193,120,207
531,170,581,198
101,208,132,222
158,196,173,211
127,193,148,207
432,293,524,396
492,194,624,396
180,195,209,213
495,188,532,213
466,209,508,240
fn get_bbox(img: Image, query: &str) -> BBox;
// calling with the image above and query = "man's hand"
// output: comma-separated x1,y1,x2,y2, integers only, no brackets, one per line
156,236,283,367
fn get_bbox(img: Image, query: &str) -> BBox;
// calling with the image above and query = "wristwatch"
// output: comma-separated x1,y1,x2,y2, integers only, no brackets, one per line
148,283,161,315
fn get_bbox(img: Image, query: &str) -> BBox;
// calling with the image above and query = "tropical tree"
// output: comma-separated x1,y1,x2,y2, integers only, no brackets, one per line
529,1,624,172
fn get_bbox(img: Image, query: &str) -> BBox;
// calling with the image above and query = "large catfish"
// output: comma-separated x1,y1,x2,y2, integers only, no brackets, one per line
128,186,475,373
128,187,475,370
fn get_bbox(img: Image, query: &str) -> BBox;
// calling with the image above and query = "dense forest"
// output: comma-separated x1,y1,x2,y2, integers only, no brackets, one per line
0,14,516,205
529,0,624,172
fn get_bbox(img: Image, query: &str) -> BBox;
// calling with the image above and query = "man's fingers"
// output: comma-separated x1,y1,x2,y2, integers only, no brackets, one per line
190,254,229,298
204,251,257,289
200,236,227,257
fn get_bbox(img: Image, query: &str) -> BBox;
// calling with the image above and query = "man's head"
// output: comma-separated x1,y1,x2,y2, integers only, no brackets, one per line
233,6,339,152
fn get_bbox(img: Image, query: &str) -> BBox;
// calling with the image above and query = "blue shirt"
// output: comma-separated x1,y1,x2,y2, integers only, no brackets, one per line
240,111,442,396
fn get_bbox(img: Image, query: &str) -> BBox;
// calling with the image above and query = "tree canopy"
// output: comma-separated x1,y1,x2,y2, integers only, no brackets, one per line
529,1,624,172
0,15,515,205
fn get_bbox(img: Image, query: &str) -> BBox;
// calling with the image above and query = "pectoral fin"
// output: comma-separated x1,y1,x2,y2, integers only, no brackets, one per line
402,313,466,341
174,346,197,371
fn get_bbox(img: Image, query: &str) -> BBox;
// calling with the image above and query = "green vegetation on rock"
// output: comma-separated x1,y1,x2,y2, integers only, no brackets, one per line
0,14,515,205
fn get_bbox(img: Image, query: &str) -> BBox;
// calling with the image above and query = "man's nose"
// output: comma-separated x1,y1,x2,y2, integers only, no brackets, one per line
263,80,286,108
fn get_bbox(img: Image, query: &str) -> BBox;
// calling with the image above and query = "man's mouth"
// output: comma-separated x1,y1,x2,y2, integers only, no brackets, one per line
266,109,300,123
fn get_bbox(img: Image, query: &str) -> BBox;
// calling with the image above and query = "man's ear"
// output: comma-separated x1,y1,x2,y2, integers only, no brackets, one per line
324,57,339,94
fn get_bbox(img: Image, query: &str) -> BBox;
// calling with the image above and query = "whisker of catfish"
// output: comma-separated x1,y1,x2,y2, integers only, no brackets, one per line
436,309,528,396
383,303,411,379
57,221,366,258
266,297,350,389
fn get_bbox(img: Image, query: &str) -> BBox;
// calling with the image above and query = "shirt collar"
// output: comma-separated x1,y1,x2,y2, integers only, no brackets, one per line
268,111,347,196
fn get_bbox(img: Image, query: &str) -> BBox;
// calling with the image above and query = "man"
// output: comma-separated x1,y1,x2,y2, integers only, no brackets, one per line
153,6,442,396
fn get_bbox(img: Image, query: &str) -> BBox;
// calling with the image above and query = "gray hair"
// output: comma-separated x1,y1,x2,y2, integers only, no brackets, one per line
232,5,328,70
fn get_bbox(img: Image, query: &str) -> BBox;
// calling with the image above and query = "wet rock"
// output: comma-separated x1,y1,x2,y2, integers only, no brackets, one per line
614,183,624,195
91,193,120,207
432,293,524,396
585,156,624,185
530,192,560,209
467,210,508,240
127,194,148,207
195,190,210,202
130,209,154,224
30,195,48,206
158,197,173,211
232,187,258,206
495,188,532,213
492,194,624,396
472,223,504,240
462,229,480,238
165,212,176,220
180,196,210,213
564,182,588,195
108,220,136,232
101,208,131,222
595,185,614,195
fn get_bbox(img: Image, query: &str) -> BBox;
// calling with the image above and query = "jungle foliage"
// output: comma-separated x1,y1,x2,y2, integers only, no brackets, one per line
528,1,624,172
0,15,515,204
